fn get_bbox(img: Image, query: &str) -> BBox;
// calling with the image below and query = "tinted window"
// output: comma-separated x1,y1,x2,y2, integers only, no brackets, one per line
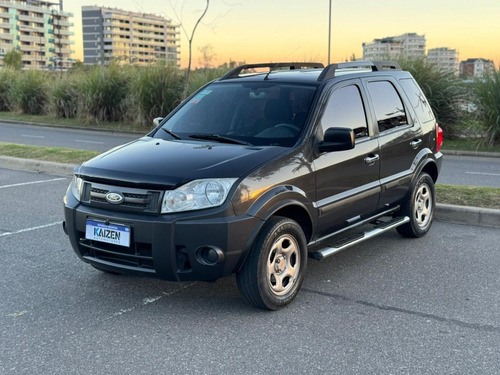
158,82,317,147
399,78,435,123
321,85,368,138
367,81,408,132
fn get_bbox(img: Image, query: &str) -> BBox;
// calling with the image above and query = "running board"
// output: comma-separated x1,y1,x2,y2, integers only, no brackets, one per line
310,216,410,260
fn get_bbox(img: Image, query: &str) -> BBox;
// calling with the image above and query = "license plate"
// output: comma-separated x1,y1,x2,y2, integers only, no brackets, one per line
85,220,130,247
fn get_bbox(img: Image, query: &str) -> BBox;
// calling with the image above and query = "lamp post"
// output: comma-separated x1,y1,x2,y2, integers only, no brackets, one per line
328,0,331,65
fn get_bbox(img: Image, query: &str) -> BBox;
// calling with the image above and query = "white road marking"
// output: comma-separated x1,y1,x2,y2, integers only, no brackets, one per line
21,134,45,139
0,221,61,238
465,172,500,177
75,140,104,144
0,177,67,189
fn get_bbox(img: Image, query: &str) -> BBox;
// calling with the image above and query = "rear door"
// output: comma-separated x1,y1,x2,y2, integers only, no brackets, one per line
362,78,423,207
313,79,380,238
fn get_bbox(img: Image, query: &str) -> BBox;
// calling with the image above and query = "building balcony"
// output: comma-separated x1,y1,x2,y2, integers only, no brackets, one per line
0,11,11,18
17,34,43,43
16,14,44,23
17,25,45,33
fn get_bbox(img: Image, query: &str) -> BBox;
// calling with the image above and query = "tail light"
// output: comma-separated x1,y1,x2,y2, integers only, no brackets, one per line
436,125,443,152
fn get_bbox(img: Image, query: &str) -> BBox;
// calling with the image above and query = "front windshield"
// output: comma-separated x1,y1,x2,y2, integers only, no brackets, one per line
155,82,318,147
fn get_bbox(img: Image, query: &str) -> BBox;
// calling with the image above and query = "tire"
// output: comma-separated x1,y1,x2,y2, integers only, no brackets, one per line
236,216,307,310
397,172,435,238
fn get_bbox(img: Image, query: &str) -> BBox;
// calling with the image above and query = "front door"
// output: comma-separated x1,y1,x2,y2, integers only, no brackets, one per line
313,80,380,238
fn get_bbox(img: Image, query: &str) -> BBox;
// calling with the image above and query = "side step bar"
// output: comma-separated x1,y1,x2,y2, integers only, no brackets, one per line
310,216,410,260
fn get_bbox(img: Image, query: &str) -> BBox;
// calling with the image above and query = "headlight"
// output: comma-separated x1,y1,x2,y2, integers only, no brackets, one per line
70,176,84,201
161,178,237,213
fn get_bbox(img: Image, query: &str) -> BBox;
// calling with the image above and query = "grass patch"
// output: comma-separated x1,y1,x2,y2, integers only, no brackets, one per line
436,184,500,209
0,111,148,133
0,142,99,164
442,138,500,153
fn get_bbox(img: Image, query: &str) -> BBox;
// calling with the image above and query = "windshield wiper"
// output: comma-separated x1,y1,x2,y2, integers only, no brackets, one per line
189,134,250,145
162,128,181,140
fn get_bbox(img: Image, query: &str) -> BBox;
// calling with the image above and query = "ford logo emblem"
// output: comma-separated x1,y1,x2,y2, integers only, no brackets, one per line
105,192,125,205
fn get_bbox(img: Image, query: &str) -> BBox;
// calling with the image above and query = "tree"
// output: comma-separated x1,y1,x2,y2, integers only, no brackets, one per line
3,49,22,70
170,0,210,99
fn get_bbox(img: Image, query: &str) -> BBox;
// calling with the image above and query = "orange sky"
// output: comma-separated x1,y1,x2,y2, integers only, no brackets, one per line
66,0,500,68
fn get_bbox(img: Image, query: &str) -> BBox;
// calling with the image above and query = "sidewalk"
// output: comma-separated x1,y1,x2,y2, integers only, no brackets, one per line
1,155,499,229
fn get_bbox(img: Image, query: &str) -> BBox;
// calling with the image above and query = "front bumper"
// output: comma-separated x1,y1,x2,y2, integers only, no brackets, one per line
63,197,262,282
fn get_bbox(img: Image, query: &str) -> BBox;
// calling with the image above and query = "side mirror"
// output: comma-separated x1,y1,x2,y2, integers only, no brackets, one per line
153,117,163,127
318,127,355,153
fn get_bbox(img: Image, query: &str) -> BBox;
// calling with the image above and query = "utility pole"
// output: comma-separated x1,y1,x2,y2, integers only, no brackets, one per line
328,0,331,65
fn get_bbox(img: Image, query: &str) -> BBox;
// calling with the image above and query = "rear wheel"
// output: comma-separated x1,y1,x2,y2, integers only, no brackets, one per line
236,216,307,310
397,172,435,238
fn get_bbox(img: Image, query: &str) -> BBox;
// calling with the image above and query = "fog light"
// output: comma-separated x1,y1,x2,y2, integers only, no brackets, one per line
196,246,224,266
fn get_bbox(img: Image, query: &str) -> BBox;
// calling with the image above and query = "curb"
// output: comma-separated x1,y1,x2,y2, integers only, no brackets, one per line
1,157,499,229
442,150,500,158
435,203,500,229
0,156,75,176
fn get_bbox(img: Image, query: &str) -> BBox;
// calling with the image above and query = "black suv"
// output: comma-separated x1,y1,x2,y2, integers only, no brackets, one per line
63,61,443,310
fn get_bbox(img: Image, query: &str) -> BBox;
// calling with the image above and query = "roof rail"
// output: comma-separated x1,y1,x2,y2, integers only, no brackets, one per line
317,60,401,82
220,62,324,80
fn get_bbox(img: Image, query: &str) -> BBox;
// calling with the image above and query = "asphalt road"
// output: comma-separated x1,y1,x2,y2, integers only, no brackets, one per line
1,168,499,374
1,122,499,187
439,154,500,188
0,122,140,152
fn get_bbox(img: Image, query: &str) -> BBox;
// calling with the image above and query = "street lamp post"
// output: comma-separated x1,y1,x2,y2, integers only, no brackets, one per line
328,0,331,65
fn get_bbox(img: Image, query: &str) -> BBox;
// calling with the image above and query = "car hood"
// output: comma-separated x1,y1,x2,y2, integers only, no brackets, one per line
76,137,286,189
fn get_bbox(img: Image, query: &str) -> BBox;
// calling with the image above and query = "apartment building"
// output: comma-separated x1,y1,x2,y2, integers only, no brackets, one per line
362,33,426,60
427,47,459,75
82,6,180,66
0,0,74,69
460,58,496,78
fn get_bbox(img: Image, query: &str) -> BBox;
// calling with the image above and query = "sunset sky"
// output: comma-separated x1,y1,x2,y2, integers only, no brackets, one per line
65,0,500,68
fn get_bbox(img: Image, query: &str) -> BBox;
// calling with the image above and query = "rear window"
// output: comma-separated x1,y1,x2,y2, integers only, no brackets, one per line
399,78,435,123
367,81,409,132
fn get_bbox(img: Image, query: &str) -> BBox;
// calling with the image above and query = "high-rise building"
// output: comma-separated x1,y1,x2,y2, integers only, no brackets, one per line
362,33,426,60
427,47,459,75
82,6,180,66
0,0,74,69
460,58,496,78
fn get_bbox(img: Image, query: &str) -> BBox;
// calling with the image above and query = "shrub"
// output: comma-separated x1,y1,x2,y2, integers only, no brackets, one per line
49,73,80,118
0,69,17,111
127,63,184,126
78,64,129,123
474,70,500,146
9,70,48,114
396,57,466,138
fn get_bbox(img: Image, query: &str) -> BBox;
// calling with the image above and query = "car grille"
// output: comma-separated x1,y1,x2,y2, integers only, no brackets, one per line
78,232,154,271
81,182,162,214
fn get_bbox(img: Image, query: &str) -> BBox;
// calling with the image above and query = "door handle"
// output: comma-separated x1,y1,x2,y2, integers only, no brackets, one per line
364,154,379,166
410,139,422,149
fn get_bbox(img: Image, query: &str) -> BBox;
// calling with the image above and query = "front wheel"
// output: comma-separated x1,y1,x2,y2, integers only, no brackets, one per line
397,172,435,238
236,217,307,310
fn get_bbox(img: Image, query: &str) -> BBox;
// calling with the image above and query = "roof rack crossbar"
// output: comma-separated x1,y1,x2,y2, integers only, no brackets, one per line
220,62,324,80
317,60,401,82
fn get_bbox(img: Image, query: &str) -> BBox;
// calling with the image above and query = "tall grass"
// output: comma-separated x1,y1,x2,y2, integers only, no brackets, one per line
474,70,500,146
0,69,17,111
9,70,48,114
127,63,184,126
187,67,230,96
78,64,129,123
397,57,466,138
49,72,80,118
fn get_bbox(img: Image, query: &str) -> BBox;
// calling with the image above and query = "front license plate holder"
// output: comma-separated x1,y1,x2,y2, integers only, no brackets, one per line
85,220,130,247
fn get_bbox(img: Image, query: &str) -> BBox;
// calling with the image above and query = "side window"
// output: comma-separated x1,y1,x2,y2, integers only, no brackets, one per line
367,81,409,132
399,78,435,123
321,85,368,139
